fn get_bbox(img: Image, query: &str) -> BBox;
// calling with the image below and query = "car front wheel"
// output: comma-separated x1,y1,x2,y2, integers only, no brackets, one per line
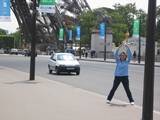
55,67,60,75
48,65,52,74
76,71,80,75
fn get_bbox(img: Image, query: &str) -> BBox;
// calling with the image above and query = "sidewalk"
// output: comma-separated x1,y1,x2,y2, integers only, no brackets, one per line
0,66,160,120
76,56,160,67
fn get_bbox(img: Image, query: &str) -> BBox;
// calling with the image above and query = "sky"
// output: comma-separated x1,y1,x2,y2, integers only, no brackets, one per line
0,0,160,33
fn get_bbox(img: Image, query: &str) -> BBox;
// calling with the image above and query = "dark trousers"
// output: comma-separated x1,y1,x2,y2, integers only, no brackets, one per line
107,76,134,102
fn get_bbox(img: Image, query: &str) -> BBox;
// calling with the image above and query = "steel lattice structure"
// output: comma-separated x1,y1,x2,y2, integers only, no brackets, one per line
10,0,91,49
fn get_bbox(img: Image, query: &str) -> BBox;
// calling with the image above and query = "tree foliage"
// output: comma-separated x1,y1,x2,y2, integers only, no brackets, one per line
0,28,7,35
10,30,22,48
78,11,98,46
0,35,14,49
78,3,149,46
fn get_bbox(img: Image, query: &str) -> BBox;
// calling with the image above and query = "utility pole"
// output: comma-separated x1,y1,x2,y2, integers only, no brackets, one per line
29,0,36,80
142,0,156,120
104,22,107,61
138,17,141,64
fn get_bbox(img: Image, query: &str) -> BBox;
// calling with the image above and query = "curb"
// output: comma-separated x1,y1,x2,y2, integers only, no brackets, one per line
78,58,160,67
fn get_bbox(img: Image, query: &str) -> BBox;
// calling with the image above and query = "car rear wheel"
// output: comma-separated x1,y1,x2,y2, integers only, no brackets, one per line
49,69,52,74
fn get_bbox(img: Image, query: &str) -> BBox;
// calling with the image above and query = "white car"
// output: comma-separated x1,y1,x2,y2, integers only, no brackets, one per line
48,53,80,75
10,48,18,55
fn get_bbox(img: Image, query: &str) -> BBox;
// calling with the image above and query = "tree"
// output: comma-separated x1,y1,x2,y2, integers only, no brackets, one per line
10,30,22,48
76,3,148,47
0,28,7,35
78,11,97,46
112,3,147,45
107,10,128,46
136,9,147,37
113,3,137,37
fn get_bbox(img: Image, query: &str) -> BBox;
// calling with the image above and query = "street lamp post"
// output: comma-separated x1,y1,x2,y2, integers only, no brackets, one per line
142,0,156,120
138,17,141,64
29,0,36,80
103,17,108,61
104,23,107,61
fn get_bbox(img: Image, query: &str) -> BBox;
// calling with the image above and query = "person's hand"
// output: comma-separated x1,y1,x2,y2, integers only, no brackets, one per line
118,43,123,48
124,44,129,48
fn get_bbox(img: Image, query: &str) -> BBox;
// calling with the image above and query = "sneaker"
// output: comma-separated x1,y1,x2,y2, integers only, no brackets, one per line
130,102,134,105
106,100,111,104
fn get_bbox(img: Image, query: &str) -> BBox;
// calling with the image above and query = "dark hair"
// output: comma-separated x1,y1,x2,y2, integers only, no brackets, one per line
119,52,127,60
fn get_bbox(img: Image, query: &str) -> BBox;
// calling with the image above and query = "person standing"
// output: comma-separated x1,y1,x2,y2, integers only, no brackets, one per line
106,44,134,105
85,51,88,58
133,51,137,62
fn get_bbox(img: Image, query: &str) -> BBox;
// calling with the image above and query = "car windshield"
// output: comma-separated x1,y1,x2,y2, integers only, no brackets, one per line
57,54,75,61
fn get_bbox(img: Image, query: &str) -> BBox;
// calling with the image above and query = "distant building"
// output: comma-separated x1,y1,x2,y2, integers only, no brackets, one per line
127,37,158,56
91,28,113,58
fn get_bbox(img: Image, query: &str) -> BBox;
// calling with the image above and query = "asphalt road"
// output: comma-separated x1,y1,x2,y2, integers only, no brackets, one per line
0,54,159,112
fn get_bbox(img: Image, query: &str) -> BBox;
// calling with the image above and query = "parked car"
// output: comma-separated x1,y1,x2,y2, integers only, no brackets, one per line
23,49,31,56
10,48,18,55
48,53,80,75
17,49,24,55
23,49,37,57
0,48,5,54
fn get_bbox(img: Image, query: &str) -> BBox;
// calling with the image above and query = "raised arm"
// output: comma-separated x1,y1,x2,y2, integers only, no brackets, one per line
114,47,120,63
125,45,132,62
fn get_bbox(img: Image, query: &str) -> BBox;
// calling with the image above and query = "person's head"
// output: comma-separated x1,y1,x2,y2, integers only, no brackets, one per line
119,52,127,61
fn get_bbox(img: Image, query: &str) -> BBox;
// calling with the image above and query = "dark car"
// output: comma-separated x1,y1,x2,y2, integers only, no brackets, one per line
23,49,37,57
65,49,75,55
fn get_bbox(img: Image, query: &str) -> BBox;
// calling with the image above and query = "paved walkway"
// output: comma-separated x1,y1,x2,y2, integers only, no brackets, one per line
76,57,160,67
0,66,160,120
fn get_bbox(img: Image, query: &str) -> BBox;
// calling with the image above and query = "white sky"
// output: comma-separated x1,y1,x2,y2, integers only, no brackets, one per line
0,0,160,33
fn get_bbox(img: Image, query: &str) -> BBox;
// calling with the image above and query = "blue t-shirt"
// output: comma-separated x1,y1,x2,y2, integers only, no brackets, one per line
114,46,132,77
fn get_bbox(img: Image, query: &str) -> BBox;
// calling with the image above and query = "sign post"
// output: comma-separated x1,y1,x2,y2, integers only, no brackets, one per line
0,0,10,21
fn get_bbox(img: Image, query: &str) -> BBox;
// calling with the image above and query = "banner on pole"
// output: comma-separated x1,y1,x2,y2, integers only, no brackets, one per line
0,0,10,22
59,28,64,41
99,22,105,40
76,26,80,40
133,20,140,37
68,30,72,41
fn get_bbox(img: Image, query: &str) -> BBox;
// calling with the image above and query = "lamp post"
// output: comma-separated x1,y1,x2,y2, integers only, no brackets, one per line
104,22,107,61
138,17,141,64
29,0,36,80
142,0,156,120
